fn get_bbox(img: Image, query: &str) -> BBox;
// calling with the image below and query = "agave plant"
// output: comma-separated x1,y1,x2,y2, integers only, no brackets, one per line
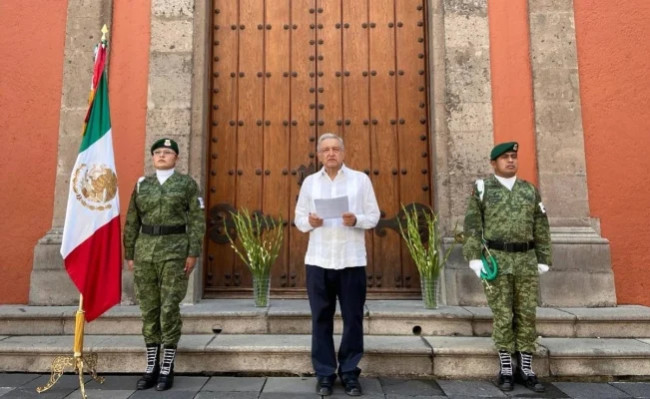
398,204,455,308
225,209,284,306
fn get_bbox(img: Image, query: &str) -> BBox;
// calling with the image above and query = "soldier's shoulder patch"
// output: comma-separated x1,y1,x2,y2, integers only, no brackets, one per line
475,179,485,201
136,176,146,193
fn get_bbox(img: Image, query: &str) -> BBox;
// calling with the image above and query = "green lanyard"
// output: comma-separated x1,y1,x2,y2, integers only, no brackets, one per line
480,240,498,281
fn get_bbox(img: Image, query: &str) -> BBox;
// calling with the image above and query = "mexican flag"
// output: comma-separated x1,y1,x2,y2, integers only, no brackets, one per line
60,39,122,322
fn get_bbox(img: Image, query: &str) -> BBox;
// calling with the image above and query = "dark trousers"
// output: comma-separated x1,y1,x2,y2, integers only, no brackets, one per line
306,264,367,378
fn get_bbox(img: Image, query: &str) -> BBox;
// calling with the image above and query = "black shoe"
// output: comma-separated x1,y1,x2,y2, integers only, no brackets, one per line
516,371,545,392
155,346,176,391
136,373,158,390
155,372,174,391
515,351,545,392
315,375,335,396
496,372,514,391
341,376,362,396
136,344,160,390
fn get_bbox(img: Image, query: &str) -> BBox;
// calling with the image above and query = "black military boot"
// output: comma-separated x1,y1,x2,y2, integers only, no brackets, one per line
496,350,514,391
515,351,545,392
156,346,176,391
136,343,160,390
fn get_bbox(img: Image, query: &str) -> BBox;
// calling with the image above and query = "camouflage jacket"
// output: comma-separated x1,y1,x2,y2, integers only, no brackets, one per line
462,175,552,276
123,172,206,263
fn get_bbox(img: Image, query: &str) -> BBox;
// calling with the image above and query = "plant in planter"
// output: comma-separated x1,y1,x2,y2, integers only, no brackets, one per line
398,204,455,309
225,209,284,307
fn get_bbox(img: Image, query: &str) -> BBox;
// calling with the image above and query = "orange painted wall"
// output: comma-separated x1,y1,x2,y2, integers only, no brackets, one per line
109,0,150,226
487,0,537,185
0,1,151,304
574,1,650,305
0,2,68,303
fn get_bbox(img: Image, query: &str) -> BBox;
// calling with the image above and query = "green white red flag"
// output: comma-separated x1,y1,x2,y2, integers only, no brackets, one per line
60,38,122,322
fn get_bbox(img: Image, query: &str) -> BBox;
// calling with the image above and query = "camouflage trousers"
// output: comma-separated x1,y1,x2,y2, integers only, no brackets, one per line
134,259,188,347
483,274,538,353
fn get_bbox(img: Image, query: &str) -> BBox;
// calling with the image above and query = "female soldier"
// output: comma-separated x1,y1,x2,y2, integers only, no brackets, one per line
123,138,205,391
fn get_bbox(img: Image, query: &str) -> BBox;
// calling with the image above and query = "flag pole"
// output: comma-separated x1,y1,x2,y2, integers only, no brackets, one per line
73,294,88,397
37,25,112,398
36,294,104,398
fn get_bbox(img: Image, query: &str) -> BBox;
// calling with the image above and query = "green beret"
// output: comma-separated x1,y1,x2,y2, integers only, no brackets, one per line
150,138,179,155
490,141,518,160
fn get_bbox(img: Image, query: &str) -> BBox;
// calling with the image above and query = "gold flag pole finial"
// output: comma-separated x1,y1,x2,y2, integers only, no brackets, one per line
101,24,108,41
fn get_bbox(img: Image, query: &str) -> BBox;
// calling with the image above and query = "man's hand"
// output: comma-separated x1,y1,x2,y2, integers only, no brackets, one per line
342,212,357,227
185,257,197,276
537,263,549,275
469,259,485,278
127,260,134,271
309,213,324,228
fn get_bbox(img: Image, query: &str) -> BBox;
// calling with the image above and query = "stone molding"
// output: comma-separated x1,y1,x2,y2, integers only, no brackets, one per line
527,0,616,304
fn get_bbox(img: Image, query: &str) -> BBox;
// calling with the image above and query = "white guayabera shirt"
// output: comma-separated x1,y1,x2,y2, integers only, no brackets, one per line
295,164,380,270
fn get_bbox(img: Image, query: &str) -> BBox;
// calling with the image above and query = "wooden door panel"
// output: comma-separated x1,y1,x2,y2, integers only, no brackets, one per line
287,0,317,291
207,1,239,289
339,2,370,172
207,0,431,296
317,1,343,136
264,0,292,289
368,0,404,291
396,0,430,289
234,0,265,288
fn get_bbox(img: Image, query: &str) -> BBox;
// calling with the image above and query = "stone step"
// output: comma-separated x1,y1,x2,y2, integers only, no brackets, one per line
1,334,649,378
1,300,649,338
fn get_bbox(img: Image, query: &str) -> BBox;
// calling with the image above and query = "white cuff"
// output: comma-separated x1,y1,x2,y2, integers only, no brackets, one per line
537,263,549,275
469,259,484,278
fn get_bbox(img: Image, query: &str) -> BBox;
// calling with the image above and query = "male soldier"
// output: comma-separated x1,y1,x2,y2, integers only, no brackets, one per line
462,142,551,392
123,138,205,391
295,133,380,396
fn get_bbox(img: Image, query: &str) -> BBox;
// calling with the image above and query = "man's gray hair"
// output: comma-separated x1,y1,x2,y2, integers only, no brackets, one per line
317,133,345,151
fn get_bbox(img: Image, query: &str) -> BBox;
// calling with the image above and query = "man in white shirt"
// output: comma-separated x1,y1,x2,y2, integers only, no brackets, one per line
295,133,380,397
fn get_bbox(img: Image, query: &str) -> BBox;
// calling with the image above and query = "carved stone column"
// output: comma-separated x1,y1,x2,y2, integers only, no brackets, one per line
528,0,615,306
432,0,496,305
144,0,209,302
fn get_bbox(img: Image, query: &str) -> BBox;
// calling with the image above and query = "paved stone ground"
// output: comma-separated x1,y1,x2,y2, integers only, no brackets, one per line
1,373,649,399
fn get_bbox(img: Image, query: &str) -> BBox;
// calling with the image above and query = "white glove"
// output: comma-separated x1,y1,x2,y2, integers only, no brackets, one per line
469,259,485,278
537,263,549,275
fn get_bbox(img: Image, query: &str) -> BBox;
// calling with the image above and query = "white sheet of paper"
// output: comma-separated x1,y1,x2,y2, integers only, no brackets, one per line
314,196,349,219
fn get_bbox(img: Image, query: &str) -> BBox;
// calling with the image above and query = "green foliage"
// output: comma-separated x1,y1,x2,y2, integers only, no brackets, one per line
397,205,454,280
225,209,284,281
398,205,455,308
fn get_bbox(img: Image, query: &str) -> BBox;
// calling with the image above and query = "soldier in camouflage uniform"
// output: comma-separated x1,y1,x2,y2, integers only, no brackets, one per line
123,138,206,391
462,142,551,393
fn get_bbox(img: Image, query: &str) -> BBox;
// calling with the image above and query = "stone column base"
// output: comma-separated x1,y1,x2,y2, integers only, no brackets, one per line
30,228,138,306
443,226,616,307
30,228,78,305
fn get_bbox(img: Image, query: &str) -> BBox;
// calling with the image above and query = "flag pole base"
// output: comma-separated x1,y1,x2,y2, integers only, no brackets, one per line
36,353,104,398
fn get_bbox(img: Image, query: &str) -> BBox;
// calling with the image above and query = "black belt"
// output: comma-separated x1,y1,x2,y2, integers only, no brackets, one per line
486,240,535,253
141,224,186,235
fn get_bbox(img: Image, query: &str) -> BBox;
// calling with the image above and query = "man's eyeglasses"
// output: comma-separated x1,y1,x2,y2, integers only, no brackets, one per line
318,146,343,154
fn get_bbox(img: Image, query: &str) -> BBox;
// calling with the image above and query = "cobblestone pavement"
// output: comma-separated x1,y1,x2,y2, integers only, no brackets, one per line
1,373,649,398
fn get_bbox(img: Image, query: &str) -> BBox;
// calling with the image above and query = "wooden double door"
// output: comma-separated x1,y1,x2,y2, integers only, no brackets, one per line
206,0,432,297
